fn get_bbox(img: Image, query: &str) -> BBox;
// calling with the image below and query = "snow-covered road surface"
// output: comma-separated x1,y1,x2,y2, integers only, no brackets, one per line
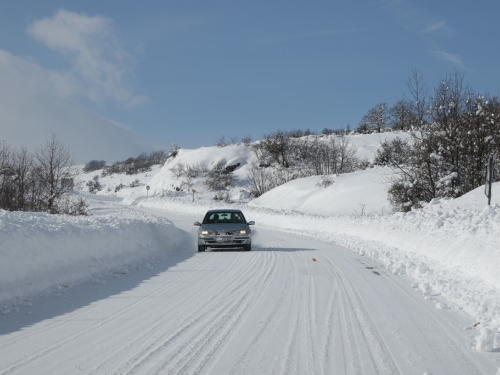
0,210,497,375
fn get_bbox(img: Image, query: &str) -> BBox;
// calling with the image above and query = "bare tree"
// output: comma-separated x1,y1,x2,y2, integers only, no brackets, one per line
337,136,358,173
250,141,269,167
405,68,429,128
12,147,33,211
246,163,270,197
35,134,74,213
359,103,390,133
390,100,417,131
0,145,14,210
241,135,252,146
262,131,291,168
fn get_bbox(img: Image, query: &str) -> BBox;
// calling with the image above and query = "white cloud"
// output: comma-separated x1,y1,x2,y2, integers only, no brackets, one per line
0,49,157,163
26,9,147,107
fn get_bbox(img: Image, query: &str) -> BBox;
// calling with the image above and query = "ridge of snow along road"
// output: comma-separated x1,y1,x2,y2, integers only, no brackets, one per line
133,184,500,352
0,198,191,312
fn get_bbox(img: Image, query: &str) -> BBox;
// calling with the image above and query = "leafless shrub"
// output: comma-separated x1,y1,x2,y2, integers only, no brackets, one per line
316,175,334,188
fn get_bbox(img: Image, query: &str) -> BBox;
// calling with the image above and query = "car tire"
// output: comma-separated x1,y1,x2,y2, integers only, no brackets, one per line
244,244,251,251
198,245,206,252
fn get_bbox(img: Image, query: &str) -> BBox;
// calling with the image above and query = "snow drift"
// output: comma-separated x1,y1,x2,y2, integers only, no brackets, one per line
0,199,191,307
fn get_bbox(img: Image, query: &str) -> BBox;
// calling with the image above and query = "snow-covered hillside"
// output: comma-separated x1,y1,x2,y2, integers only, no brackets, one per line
249,167,395,215
78,131,412,207
148,145,256,200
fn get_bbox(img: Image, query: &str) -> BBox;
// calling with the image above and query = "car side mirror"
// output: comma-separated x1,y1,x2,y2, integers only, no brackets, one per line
194,222,201,226
247,221,255,225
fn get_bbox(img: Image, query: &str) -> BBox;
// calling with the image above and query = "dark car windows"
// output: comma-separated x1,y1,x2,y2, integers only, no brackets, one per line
203,212,245,224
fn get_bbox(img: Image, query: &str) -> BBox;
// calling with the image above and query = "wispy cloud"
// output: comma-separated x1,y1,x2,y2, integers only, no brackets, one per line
431,48,463,66
255,28,362,44
296,29,363,38
381,0,464,68
422,21,447,34
27,9,147,107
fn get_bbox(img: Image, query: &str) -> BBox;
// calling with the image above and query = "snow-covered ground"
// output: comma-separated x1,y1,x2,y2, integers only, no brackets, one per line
1,208,499,374
2,131,500,374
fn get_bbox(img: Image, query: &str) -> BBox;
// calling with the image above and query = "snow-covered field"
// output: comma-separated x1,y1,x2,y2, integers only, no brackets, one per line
2,132,500,374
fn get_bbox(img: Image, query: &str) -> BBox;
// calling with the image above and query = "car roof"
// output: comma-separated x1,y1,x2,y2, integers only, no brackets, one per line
206,209,243,214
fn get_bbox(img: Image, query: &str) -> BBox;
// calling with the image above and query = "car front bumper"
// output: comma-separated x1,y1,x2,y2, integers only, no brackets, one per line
198,235,251,248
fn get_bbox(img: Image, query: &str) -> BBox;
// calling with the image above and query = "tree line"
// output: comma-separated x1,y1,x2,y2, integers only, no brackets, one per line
372,71,500,211
0,135,86,215
246,131,364,197
84,150,169,176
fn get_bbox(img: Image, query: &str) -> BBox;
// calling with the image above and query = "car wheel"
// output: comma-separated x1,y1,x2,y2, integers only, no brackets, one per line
198,245,206,252
244,244,251,251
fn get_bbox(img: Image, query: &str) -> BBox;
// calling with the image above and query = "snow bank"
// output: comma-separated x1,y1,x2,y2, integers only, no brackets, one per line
0,199,191,308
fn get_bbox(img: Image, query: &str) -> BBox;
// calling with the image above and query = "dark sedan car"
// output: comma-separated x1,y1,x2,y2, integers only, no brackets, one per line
194,209,255,252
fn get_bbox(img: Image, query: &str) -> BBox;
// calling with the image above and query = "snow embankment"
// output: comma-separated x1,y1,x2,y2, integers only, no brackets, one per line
0,199,191,309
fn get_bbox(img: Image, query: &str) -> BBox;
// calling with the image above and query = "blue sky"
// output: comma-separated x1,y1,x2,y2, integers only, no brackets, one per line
1,0,499,153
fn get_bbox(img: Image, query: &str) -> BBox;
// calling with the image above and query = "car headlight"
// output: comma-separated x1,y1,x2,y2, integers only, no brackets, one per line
239,229,248,235
201,230,211,235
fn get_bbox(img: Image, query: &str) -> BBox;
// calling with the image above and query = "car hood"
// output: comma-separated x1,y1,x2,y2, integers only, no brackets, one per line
200,223,249,232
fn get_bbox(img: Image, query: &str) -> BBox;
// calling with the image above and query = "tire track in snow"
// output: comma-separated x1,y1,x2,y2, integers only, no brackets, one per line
185,250,279,375
368,263,487,375
108,250,264,374
0,254,215,375
223,241,299,375
86,251,248,374
275,248,310,375
150,250,277,375
322,252,401,374
0,254,211,353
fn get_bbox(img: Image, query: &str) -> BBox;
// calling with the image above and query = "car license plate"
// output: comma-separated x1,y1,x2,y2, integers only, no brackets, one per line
216,236,231,242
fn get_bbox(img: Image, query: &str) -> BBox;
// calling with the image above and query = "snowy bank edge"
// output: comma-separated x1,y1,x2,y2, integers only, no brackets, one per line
0,206,192,309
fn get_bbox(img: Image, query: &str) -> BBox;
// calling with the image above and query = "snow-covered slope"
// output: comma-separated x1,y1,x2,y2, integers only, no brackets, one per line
148,145,256,197
345,131,411,162
249,167,394,215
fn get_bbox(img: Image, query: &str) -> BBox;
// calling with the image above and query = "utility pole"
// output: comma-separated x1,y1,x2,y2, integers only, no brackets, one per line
485,155,494,206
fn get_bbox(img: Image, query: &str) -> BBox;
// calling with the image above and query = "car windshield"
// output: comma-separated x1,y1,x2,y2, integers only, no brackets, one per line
203,212,245,224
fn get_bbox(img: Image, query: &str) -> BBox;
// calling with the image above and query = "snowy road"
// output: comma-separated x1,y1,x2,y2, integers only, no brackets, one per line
0,209,497,375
